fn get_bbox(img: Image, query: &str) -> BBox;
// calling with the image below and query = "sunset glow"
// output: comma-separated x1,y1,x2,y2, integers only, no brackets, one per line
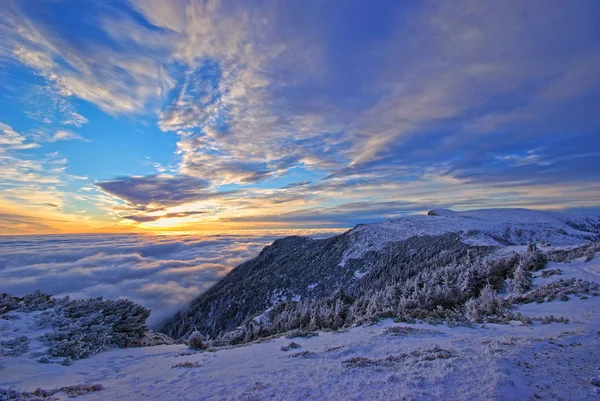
1,0,599,234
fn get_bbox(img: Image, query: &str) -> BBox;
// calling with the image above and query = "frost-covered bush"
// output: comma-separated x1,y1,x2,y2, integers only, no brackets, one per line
540,268,562,278
382,326,442,336
172,361,202,368
0,384,103,400
281,341,301,351
0,294,20,315
289,350,313,358
585,246,599,262
547,241,600,263
465,285,508,323
187,331,207,350
510,278,599,304
342,347,455,369
521,243,548,271
0,336,29,356
532,315,568,324
1,290,59,316
21,290,57,312
507,312,533,325
35,296,150,360
396,306,469,326
508,261,533,294
139,330,176,347
285,329,319,339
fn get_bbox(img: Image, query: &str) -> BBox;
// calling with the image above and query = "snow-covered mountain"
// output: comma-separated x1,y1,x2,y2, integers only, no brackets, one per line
3,208,600,400
2,245,600,400
163,208,600,339
342,208,600,265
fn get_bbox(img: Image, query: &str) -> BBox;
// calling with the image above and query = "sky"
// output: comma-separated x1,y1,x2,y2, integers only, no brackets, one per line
1,0,599,234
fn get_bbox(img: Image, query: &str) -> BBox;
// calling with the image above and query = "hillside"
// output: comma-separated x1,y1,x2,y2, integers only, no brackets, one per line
162,208,600,340
2,255,600,400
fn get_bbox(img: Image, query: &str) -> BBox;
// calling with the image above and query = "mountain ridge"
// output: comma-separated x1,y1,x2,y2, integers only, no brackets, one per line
162,208,600,340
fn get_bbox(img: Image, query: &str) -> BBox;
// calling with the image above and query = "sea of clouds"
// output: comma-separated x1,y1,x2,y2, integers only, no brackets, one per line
0,230,341,327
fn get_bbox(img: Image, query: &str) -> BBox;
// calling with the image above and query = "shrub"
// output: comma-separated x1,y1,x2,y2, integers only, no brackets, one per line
510,261,533,294
281,341,301,351
0,384,103,400
510,279,599,304
172,361,202,368
38,296,150,360
466,285,508,323
540,269,562,278
187,331,206,350
0,336,29,357
289,350,313,358
383,326,443,336
285,329,319,339
523,243,548,271
547,241,600,263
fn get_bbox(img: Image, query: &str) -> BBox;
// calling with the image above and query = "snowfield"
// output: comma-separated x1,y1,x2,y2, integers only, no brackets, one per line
2,256,600,400
340,208,600,266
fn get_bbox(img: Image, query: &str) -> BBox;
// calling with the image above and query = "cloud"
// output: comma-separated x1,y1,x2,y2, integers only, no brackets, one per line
123,210,206,223
0,231,339,326
51,130,88,142
281,181,312,190
1,0,600,231
0,1,174,116
96,175,219,207
0,122,39,150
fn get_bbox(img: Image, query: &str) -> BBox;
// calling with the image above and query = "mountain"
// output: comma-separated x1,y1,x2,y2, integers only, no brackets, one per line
4,243,600,400
162,208,600,340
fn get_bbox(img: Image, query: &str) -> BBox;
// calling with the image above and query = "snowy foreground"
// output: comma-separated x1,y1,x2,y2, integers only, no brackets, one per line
2,257,600,400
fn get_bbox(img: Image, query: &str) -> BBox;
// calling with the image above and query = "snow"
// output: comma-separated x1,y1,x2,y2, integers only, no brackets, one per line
353,271,367,279
2,257,600,400
340,208,599,266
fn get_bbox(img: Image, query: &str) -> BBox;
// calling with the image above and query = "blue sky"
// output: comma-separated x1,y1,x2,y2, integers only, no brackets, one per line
0,0,599,234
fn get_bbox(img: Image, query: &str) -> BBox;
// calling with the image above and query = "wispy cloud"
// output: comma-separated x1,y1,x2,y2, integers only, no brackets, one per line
0,0,599,232
50,130,88,142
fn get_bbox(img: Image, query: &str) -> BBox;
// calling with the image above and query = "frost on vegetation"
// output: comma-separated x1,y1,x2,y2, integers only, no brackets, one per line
522,243,548,271
187,331,207,350
0,336,29,357
547,241,600,263
465,285,508,324
540,268,562,278
0,384,103,400
507,261,533,294
510,279,600,304
1,290,154,361
285,329,319,339
139,330,176,347
280,341,300,351
288,350,313,358
1,290,56,315
342,347,455,369
382,326,443,337
532,315,569,324
171,361,202,368
187,239,573,344
38,297,150,360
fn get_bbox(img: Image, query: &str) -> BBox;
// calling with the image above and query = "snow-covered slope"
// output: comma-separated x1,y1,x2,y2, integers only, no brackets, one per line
163,208,600,340
2,256,600,400
341,208,600,265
